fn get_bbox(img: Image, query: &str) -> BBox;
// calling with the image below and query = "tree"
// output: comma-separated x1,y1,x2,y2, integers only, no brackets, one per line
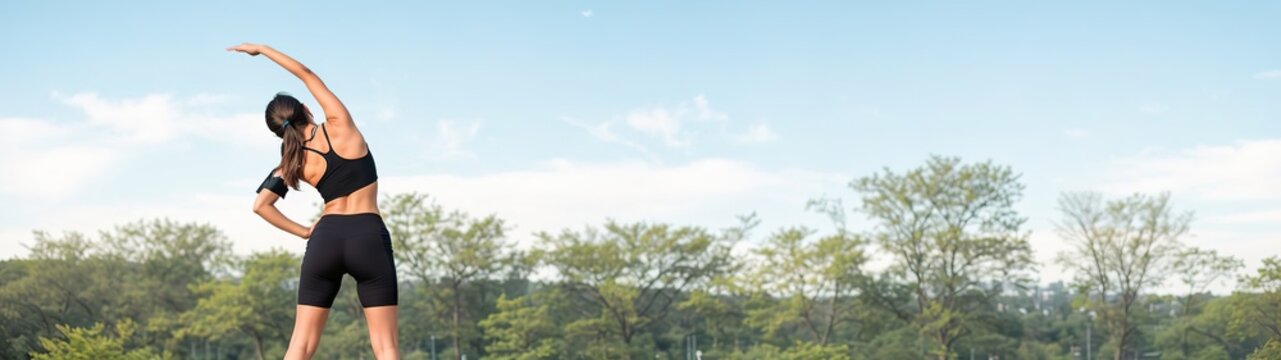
1056,191,1190,360
177,250,299,360
97,219,235,353
30,319,168,360
534,219,742,359
383,192,517,360
480,292,564,359
1168,247,1243,358
1250,339,1281,360
742,226,868,345
1238,257,1281,344
1171,248,1243,316
1,220,234,357
851,156,1034,359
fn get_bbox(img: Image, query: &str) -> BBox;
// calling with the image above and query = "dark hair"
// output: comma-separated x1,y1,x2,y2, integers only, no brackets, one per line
265,93,311,190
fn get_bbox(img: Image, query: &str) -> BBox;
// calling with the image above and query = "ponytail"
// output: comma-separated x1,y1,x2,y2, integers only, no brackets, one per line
278,120,306,189
265,93,310,190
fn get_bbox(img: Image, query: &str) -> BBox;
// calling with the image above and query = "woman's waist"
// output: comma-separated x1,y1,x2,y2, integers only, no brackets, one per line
320,193,379,215
317,201,382,224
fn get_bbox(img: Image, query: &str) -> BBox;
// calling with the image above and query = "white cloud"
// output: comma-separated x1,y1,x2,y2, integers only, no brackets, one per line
572,94,774,152
1255,70,1281,79
626,106,688,147
1203,209,1281,224
692,94,727,122
562,116,658,162
581,9,593,17
425,119,481,160
735,122,778,143
1028,228,1073,284
0,117,62,144
1179,228,1281,293
0,117,120,199
1096,138,1281,293
379,157,848,249
1062,128,1090,138
53,92,273,148
612,94,735,148
1102,139,1281,200
59,93,182,144
189,112,278,149
0,92,275,199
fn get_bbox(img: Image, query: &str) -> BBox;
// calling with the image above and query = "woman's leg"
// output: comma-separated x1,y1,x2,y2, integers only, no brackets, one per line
284,305,331,360
364,305,400,359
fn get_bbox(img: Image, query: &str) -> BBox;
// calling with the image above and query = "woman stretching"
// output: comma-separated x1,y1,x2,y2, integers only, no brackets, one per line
227,43,399,360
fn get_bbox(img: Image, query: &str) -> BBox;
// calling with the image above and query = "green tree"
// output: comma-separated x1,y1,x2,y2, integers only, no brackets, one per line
1057,192,1191,360
98,219,234,352
383,192,517,360
177,249,299,360
1166,247,1243,358
1,220,233,358
30,319,167,360
1238,257,1281,348
742,226,868,345
535,220,741,360
1250,339,1281,360
2,231,105,355
1172,248,1242,316
480,292,564,359
851,156,1034,359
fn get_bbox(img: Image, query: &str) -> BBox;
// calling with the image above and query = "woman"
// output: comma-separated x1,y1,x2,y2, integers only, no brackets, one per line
227,43,399,360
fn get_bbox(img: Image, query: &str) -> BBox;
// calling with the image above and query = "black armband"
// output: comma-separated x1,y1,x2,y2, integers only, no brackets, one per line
256,171,289,198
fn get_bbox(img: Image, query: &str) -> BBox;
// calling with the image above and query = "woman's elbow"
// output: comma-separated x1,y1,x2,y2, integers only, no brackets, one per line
252,202,270,216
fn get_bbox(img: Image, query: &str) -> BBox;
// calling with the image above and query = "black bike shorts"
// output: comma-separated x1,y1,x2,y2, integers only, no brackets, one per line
298,213,398,308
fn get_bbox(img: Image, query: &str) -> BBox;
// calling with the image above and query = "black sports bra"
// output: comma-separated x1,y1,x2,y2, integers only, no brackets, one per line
256,123,378,202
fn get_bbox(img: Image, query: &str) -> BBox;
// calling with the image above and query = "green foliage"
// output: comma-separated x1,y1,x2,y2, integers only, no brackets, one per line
1250,339,1281,360
176,249,298,359
534,218,742,359
30,319,168,360
1057,191,1193,359
851,155,1034,358
0,219,232,358
5,156,1281,359
1172,248,1243,313
1189,345,1231,360
1014,340,1059,360
1237,256,1281,357
856,327,925,360
778,341,851,360
742,225,868,345
481,293,564,359
720,342,850,360
383,192,518,359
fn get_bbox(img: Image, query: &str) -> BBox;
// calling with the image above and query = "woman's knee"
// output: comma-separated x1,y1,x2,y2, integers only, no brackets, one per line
370,342,399,360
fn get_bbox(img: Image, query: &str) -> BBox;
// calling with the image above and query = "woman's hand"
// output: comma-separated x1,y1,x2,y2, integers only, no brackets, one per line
226,43,266,56
301,218,320,240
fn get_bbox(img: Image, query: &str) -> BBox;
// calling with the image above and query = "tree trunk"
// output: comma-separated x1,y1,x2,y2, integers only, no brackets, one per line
935,330,950,360
253,335,266,360
1112,333,1126,360
453,282,463,360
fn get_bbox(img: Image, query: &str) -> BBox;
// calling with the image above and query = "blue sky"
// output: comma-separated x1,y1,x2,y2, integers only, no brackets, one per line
2,1,1279,290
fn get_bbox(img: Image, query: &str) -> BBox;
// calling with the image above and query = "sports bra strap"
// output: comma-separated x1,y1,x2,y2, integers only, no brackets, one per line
301,124,326,155
320,123,333,148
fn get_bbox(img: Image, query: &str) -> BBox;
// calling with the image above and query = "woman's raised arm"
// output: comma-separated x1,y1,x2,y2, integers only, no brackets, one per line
227,43,355,130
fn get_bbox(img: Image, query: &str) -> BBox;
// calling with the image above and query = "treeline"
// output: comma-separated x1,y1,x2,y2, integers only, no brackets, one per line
2,156,1279,360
